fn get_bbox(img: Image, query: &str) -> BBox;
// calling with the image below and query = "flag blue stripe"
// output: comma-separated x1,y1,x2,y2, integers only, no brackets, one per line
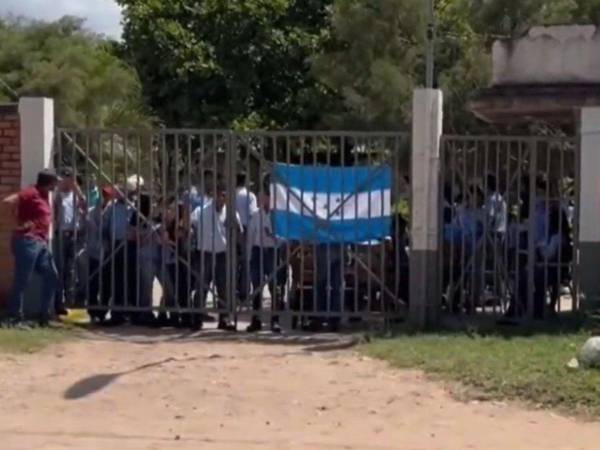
272,163,391,194
272,210,392,243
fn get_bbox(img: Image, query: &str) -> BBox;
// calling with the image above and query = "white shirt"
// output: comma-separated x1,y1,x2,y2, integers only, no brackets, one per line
192,203,242,253
247,209,279,253
235,187,259,228
484,192,507,234
57,191,78,231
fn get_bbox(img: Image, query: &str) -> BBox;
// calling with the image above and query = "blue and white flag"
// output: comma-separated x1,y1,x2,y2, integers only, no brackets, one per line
270,163,392,243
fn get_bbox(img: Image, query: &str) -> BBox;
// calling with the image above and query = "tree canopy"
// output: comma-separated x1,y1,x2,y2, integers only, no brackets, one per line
0,16,149,128
3,1,600,132
117,0,334,129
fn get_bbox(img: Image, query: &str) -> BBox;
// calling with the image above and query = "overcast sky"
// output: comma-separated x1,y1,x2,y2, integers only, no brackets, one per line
0,0,123,38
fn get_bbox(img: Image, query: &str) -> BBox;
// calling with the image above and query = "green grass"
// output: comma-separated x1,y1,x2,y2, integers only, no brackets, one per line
0,327,71,354
362,331,600,417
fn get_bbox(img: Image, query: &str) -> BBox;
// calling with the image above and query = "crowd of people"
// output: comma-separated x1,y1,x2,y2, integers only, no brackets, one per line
442,174,575,319
2,164,574,331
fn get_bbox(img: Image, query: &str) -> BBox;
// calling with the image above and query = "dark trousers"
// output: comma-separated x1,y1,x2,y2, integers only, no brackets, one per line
237,230,249,301
167,262,193,309
315,244,343,317
55,231,77,308
512,262,560,319
106,241,127,308
86,257,110,305
250,246,286,321
195,251,229,320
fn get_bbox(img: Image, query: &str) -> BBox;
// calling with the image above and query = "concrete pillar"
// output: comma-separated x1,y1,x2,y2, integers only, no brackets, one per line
18,98,55,316
578,107,600,310
19,98,54,187
410,89,443,328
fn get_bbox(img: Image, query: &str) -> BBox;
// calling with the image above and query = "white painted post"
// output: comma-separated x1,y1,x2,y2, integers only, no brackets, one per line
18,98,55,316
19,98,54,187
578,107,600,311
410,89,444,328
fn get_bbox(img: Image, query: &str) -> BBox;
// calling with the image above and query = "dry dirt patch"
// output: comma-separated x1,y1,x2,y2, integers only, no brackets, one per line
0,328,599,450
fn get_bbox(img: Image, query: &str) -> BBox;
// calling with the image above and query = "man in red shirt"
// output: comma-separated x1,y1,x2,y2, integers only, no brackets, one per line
2,169,60,328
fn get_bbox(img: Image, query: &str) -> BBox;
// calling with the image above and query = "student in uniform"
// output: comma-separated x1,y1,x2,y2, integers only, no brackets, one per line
246,191,285,333
235,171,259,303
127,192,159,325
54,167,86,316
86,185,115,323
191,183,242,331
103,187,133,325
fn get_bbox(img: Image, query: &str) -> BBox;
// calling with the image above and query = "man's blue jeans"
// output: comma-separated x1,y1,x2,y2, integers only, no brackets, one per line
9,237,59,321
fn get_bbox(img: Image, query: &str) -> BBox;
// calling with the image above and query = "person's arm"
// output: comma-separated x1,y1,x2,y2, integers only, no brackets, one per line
1,192,19,216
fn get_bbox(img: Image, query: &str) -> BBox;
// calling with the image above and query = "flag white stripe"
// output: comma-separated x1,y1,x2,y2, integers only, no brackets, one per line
271,182,391,221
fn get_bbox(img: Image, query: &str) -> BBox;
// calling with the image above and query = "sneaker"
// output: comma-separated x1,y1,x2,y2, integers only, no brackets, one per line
270,322,282,334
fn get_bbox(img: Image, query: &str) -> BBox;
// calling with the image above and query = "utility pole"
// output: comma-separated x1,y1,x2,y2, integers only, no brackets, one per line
425,0,435,88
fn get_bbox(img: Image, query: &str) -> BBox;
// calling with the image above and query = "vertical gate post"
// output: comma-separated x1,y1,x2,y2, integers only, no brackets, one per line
19,98,54,187
578,107,600,312
18,98,55,315
410,89,443,329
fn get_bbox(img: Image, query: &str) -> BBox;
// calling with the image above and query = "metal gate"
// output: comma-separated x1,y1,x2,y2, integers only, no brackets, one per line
53,128,410,330
439,135,579,322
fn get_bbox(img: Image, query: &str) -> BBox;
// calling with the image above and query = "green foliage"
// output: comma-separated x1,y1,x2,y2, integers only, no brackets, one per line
0,327,70,354
0,16,149,128
118,0,333,128
312,0,423,130
314,0,600,133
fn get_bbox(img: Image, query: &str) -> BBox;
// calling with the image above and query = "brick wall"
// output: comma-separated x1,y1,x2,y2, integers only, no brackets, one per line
0,104,20,310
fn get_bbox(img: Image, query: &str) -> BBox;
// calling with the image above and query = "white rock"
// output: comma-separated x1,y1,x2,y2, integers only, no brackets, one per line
578,337,600,368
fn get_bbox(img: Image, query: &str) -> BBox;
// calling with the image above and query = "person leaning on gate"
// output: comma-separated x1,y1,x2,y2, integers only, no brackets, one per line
235,171,259,303
86,185,116,323
102,186,133,325
54,167,86,316
246,190,286,334
190,182,242,332
1,170,61,328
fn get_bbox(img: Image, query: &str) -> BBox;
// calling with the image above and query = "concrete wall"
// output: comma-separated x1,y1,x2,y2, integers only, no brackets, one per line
493,25,600,85
0,104,21,309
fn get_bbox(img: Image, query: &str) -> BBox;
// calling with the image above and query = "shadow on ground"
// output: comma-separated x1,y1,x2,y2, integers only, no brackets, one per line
63,356,201,400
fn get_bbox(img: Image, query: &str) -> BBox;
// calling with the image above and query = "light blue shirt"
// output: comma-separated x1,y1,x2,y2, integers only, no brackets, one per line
104,200,132,241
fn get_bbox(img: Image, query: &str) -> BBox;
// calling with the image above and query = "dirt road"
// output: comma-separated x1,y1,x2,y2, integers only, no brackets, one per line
1,328,598,450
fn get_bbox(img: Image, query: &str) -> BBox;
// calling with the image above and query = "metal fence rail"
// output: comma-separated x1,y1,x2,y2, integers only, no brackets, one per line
439,135,579,322
53,128,411,331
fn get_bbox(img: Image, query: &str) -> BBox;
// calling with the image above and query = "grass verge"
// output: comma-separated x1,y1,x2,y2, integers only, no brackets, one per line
0,326,71,354
362,330,600,417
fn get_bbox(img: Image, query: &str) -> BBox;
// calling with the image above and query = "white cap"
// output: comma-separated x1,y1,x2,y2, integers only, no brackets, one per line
126,174,145,191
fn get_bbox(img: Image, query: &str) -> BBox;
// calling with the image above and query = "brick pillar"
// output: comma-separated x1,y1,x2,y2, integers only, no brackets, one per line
0,104,21,310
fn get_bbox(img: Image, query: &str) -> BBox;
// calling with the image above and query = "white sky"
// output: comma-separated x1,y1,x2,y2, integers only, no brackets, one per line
0,0,123,38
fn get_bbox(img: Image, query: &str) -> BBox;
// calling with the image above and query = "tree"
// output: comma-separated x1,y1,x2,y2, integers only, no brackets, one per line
311,0,424,130
118,0,334,129
0,16,149,128
311,0,493,132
